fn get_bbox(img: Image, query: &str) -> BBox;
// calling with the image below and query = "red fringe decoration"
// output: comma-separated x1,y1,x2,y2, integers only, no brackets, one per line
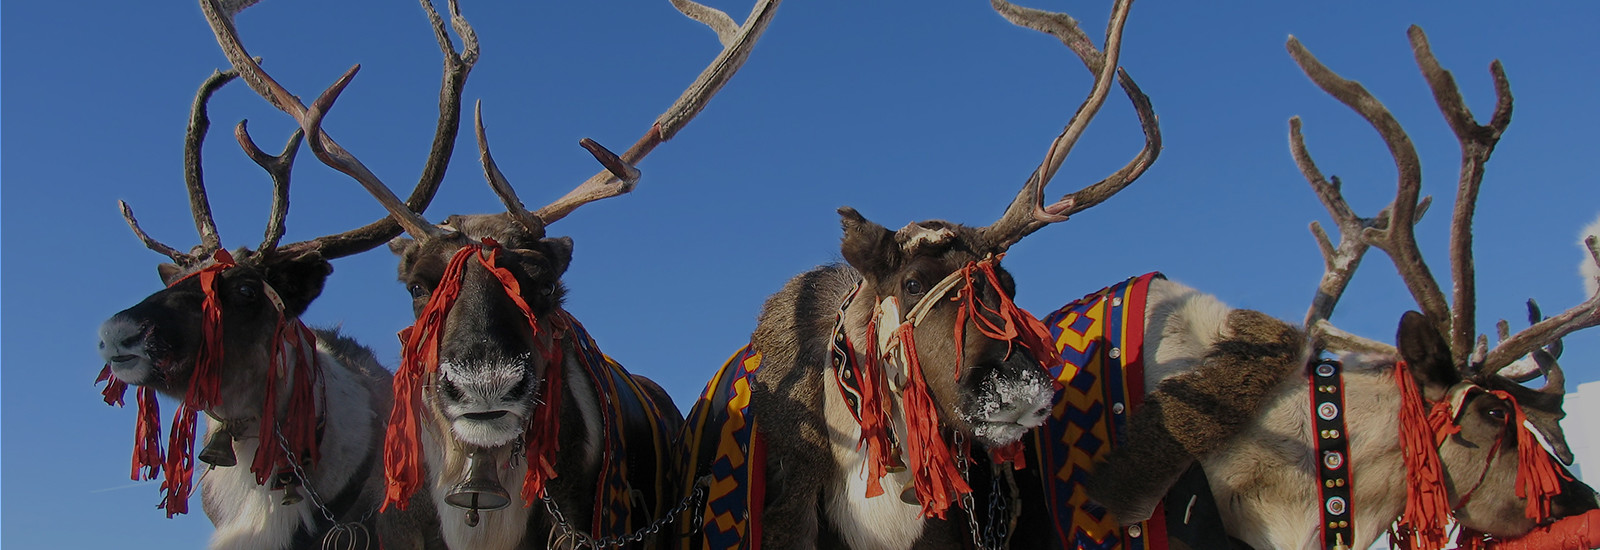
858,313,896,499
384,244,476,511
133,387,164,481
1490,390,1571,521
1392,360,1454,550
1458,509,1600,550
96,365,128,406
251,318,323,486
519,342,564,505
897,323,971,519
953,256,1064,377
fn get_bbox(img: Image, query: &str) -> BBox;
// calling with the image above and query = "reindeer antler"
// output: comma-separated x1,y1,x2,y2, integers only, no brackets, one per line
1289,27,1600,372
118,69,239,267
200,0,476,258
981,0,1161,251
466,0,780,238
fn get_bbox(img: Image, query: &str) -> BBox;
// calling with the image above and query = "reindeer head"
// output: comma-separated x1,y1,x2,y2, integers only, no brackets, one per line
95,0,475,399
386,217,575,448
832,0,1159,452
1289,25,1600,545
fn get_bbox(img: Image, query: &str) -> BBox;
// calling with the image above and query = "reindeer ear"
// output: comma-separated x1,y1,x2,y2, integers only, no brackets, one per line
267,258,334,318
157,263,185,286
388,236,417,257
1396,310,1460,402
540,237,574,279
839,206,898,281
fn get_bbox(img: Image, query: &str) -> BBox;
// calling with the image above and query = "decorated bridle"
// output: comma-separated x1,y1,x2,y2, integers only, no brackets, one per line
383,238,567,512
1306,357,1573,550
95,249,325,517
832,254,1060,519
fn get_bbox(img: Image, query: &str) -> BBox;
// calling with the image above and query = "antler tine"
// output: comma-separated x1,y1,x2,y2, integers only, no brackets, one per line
203,0,476,259
184,68,240,259
236,120,305,256
119,201,189,264
474,101,546,237
1287,35,1454,354
983,0,1161,250
526,0,780,227
301,67,448,241
1409,25,1515,364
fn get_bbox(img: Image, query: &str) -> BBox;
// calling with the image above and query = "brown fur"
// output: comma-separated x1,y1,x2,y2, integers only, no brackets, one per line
1086,309,1304,525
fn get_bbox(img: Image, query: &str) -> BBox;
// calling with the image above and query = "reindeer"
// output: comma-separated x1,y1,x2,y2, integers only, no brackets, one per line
669,1,1171,548
1073,24,1600,550
92,1,481,547
90,6,476,550
261,1,778,548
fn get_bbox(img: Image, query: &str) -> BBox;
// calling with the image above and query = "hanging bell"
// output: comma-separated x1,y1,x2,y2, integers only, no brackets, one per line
899,485,920,505
276,472,305,506
199,429,238,468
444,446,511,527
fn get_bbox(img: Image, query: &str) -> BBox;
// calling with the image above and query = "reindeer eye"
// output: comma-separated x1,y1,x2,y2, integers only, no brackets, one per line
235,283,258,300
407,283,430,300
1485,407,1508,422
904,278,924,296
541,284,554,297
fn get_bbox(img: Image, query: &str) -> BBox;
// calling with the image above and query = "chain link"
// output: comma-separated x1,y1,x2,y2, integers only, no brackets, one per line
274,427,375,550
540,475,710,549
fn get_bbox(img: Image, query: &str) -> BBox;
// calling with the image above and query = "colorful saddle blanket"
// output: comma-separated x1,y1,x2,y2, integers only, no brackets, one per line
674,345,766,550
1029,272,1167,549
564,315,682,539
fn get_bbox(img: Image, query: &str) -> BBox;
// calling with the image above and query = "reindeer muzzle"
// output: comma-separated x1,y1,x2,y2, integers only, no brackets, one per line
445,446,511,527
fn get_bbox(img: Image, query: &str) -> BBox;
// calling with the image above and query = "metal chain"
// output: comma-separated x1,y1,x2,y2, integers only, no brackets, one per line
274,427,375,550
540,475,710,549
952,432,992,550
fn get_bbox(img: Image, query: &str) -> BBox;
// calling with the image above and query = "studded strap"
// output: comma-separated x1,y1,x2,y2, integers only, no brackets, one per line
1310,359,1355,549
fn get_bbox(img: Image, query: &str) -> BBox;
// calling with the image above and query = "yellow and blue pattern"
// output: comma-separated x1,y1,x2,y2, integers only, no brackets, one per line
673,345,766,550
1030,273,1167,550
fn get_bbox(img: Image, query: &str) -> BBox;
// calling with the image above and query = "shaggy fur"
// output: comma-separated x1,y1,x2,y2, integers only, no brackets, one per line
1085,305,1304,524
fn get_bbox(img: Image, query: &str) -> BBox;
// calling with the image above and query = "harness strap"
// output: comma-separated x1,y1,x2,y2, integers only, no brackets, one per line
1309,359,1355,550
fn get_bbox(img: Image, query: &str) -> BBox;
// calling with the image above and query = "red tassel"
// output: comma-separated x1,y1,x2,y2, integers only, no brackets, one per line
953,257,1063,377
384,244,476,511
132,387,164,481
160,401,200,517
857,313,896,499
1459,509,1600,550
990,441,1025,469
1489,390,1571,521
520,347,564,505
898,324,972,519
96,365,129,407
1393,360,1452,550
252,319,322,486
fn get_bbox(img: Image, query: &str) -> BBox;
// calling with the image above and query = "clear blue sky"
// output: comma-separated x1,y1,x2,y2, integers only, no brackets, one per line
4,1,1596,547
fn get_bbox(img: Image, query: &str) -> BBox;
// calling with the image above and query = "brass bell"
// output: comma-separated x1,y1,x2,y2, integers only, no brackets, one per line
199,428,237,468
275,472,304,506
899,485,920,505
444,447,511,527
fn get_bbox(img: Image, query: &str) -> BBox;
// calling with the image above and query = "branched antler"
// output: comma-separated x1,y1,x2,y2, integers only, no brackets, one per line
198,0,476,259
1290,28,1599,375
235,121,304,256
460,0,780,238
982,0,1161,251
118,69,239,267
